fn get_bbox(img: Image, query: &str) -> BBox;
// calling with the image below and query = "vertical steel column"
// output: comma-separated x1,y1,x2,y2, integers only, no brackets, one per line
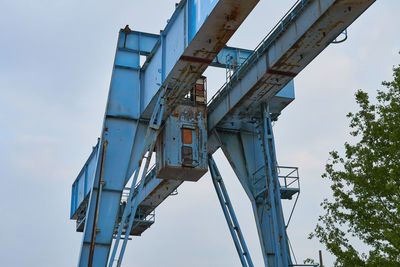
208,156,254,267
215,103,292,266
259,103,291,266
78,28,142,267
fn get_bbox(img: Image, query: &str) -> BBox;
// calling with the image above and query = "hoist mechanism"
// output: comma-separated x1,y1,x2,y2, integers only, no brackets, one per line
156,77,208,181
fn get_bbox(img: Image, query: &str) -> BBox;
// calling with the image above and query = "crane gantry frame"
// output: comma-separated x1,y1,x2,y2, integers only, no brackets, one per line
70,0,376,266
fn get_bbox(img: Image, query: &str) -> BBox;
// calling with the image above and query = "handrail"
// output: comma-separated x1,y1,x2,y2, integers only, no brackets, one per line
207,0,311,107
277,166,299,189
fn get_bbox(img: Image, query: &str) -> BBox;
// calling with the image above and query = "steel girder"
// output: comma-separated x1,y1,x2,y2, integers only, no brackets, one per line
212,105,292,266
71,0,379,266
207,0,376,133
76,0,259,266
78,30,143,266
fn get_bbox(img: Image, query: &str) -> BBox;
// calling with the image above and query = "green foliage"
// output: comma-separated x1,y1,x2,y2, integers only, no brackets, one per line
310,64,400,266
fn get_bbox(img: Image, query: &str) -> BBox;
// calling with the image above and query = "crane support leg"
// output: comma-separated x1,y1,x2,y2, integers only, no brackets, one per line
108,87,166,267
213,103,291,267
78,31,143,267
208,156,254,267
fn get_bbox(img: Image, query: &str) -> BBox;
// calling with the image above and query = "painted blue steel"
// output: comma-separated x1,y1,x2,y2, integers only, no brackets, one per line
121,29,254,70
188,0,219,42
207,0,312,107
156,101,208,181
109,87,166,267
74,0,260,264
209,156,254,267
214,105,292,266
277,166,300,200
71,0,377,266
115,160,151,267
138,0,259,119
120,28,254,69
108,151,146,266
125,0,258,179
261,104,292,266
207,0,376,133
70,140,99,219
212,46,253,69
117,30,159,57
77,29,142,267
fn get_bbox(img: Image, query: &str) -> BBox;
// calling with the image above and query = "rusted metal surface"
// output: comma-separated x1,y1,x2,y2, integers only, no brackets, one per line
207,0,376,136
88,140,108,267
156,102,207,181
141,0,259,119
134,177,183,221
267,68,297,77
155,77,208,181
179,55,214,64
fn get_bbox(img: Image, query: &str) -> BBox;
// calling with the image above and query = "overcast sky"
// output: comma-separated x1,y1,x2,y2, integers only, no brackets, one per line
1,0,399,266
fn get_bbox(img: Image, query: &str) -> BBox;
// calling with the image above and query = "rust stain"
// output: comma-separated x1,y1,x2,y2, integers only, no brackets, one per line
145,180,170,200
314,21,344,47
267,68,297,77
179,55,213,64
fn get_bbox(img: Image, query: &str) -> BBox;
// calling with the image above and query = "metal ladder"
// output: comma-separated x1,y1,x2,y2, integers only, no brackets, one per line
108,87,166,267
208,156,254,267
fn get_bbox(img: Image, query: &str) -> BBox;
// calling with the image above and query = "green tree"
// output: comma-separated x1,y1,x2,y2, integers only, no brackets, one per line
310,64,400,266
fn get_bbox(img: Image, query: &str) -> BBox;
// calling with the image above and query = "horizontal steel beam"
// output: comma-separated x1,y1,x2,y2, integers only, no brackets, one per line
119,29,253,69
138,0,259,120
76,1,259,266
73,0,377,248
212,46,252,68
207,0,376,135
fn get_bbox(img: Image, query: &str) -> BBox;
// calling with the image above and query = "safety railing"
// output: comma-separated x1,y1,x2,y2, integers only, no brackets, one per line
121,164,157,203
208,0,311,108
277,166,300,190
134,209,155,223
277,166,300,228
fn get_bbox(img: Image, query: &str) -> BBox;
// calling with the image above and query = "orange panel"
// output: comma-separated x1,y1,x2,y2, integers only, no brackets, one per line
182,128,192,144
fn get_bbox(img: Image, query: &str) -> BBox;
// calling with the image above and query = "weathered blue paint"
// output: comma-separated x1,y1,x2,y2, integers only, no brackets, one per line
156,101,208,181
212,46,253,69
139,0,259,119
116,28,255,69
214,105,292,266
77,28,142,267
209,156,254,267
188,0,219,42
70,0,377,266
72,0,259,266
207,0,376,133
70,140,99,220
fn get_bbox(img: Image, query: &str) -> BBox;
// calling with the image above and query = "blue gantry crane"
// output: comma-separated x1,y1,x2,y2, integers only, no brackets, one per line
70,0,376,266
